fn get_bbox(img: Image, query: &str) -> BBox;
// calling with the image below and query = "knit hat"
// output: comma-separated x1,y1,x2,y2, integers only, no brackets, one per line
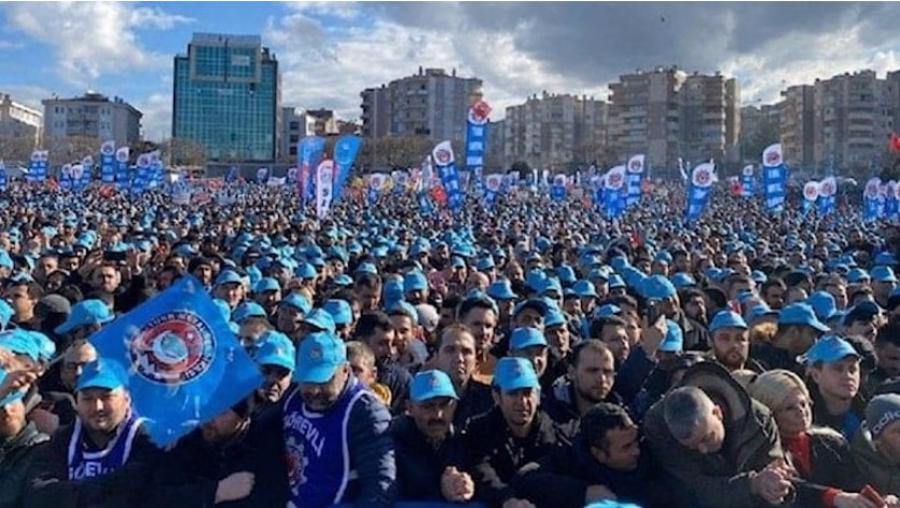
867,394,900,440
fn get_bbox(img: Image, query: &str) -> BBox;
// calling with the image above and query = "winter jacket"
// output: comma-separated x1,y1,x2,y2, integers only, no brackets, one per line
390,414,465,501
784,428,865,507
851,423,900,496
0,422,49,508
453,379,494,429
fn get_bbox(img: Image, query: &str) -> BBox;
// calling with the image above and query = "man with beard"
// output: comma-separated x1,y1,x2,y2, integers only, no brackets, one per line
390,370,474,502
251,331,295,417
545,340,619,440
275,293,312,343
403,271,429,305
25,359,161,506
680,288,709,328
458,294,500,383
0,367,49,508
354,311,411,414
708,311,754,372
434,325,494,428
281,332,396,507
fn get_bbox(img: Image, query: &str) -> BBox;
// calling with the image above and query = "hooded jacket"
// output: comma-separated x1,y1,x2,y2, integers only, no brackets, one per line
851,423,900,496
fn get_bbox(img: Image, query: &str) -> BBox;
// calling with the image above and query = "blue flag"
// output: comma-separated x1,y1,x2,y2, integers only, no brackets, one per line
368,173,386,205
133,153,151,193
818,177,837,216
864,177,884,223
686,163,715,221
626,154,644,207
225,165,239,183
149,152,163,188
741,164,754,197
77,156,94,191
433,141,463,212
333,135,363,202
256,167,270,185
550,174,567,202
298,137,326,205
115,147,130,187
465,100,491,197
89,276,263,446
60,164,73,191
484,173,503,208
762,144,786,213
0,160,6,192
28,150,48,183
802,181,819,215
417,190,434,216
604,166,626,219
100,141,116,183
886,181,898,219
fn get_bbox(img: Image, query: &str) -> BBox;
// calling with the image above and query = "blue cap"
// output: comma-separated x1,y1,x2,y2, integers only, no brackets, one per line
607,274,625,289
709,310,748,333
487,279,518,301
659,320,684,353
0,250,13,269
544,308,567,328
875,252,899,267
847,268,871,284
872,266,898,283
641,275,677,300
232,302,267,324
387,300,419,326
303,309,336,334
25,331,55,362
512,299,549,318
76,359,127,391
746,302,778,324
539,277,563,296
215,270,243,287
594,303,622,319
54,299,114,335
450,256,466,269
807,291,837,321
295,332,346,383
556,265,577,284
802,336,860,364
0,367,26,406
334,274,353,287
323,299,353,326
255,331,296,371
477,257,496,272
354,262,378,275
573,280,598,298
0,330,41,362
383,279,404,307
280,293,312,315
751,270,768,284
403,271,428,293
0,299,12,330
493,357,540,392
295,263,317,279
510,327,548,350
253,277,281,293
778,303,830,333
670,272,697,289
410,370,459,402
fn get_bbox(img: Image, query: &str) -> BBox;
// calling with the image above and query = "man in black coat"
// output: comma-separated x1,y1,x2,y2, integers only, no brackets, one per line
390,370,473,502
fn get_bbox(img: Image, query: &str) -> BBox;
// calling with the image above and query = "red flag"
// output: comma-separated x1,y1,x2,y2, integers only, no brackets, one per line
891,133,900,152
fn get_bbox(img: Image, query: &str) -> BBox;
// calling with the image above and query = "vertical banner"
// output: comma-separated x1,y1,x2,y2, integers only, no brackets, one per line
484,173,503,208
417,190,434,216
315,160,334,219
28,150,48,183
686,162,715,221
626,154,644,207
886,181,899,220
79,156,94,190
762,143,786,213
134,153,151,193
333,135,363,202
604,165,626,219
432,140,462,212
287,167,299,184
864,177,884,222
465,99,491,195
225,165,239,183
70,164,84,192
802,181,819,215
741,164,754,197
149,151,163,188
256,167,270,185
551,174,567,201
0,160,6,191
115,146,130,186
298,136,326,205
368,173,386,205
100,141,115,183
59,163,73,190
818,177,837,216
420,156,436,191
591,175,604,210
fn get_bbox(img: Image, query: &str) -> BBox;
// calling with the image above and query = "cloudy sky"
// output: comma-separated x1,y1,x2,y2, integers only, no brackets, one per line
1,1,898,141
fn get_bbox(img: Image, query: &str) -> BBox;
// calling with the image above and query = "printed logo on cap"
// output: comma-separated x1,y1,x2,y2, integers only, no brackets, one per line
128,311,215,385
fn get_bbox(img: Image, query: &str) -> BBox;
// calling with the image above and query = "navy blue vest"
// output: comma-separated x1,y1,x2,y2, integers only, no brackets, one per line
67,413,145,480
283,378,366,508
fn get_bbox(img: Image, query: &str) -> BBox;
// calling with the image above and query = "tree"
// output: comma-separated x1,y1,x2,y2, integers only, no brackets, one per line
0,136,36,165
740,117,779,164
45,136,100,167
161,137,207,167
510,160,531,173
356,136,454,173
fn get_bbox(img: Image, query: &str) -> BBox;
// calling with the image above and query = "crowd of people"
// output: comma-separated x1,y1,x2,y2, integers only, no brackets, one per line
1,176,900,508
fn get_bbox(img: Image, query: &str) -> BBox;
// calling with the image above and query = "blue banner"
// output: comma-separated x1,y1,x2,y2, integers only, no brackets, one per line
89,275,262,446
626,154,644,207
433,141,462,212
886,182,898,219
60,164,72,191
298,137,326,205
762,144,786,213
417,191,434,216
604,166,626,219
225,165,239,183
550,174,566,202
100,141,116,183
368,173,386,205
465,101,491,197
333,135,363,202
484,173,503,208
133,153,151,194
150,152,163,188
256,167,270,185
28,150,47,183
0,161,6,192
77,156,94,191
741,165,754,197
686,163,715,221
115,147,130,187
864,178,884,223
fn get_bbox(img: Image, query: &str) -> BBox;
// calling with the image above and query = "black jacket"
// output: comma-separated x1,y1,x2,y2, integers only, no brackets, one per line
377,360,411,414
453,379,494,429
512,435,671,508
24,419,162,508
0,422,49,508
461,407,564,507
390,414,465,502
787,429,865,508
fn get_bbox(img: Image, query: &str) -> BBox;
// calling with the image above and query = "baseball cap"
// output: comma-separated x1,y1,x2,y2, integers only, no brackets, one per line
253,277,281,294
846,268,870,284
872,266,898,283
493,357,540,393
215,270,243,287
295,332,346,384
76,359,128,391
801,336,860,365
410,370,458,402
844,300,881,326
512,299,549,319
509,327,547,351
302,309,336,334
54,299,114,335
544,308,567,328
594,303,622,319
334,274,353,287
280,293,312,315
403,271,428,293
323,299,353,326
0,330,41,362
670,272,697,289
0,300,12,330
607,274,626,289
487,279,518,301
778,303,829,333
0,367,26,407
573,280,598,298
641,275,677,300
709,310,748,333
807,291,837,321
254,331,296,371
659,320,684,353
232,302,268,324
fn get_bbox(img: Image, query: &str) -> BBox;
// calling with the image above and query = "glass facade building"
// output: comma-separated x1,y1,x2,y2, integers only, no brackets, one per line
172,33,281,162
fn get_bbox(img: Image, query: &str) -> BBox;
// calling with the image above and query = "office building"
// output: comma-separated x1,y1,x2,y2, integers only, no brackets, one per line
0,93,42,148
41,92,141,146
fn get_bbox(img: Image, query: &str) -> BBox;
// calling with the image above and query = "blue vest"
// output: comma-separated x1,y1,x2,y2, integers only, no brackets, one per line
283,378,367,508
67,413,145,480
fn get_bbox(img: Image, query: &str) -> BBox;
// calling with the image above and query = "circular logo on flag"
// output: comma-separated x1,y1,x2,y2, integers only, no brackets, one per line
115,149,128,163
765,150,782,166
628,159,643,173
129,311,216,385
820,178,836,197
287,167,298,182
468,100,491,125
370,174,385,190
554,175,566,187
486,175,502,191
865,178,882,199
31,152,41,162
101,143,114,156
692,166,713,188
434,149,452,166
82,156,93,167
607,172,623,189
137,154,149,167
803,182,819,201
742,165,754,177
61,164,72,177
71,165,83,180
